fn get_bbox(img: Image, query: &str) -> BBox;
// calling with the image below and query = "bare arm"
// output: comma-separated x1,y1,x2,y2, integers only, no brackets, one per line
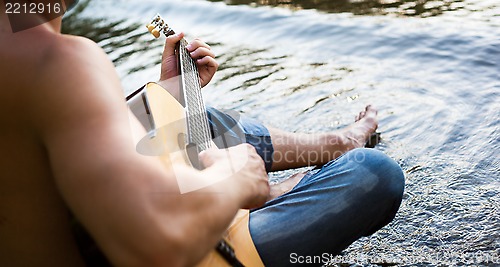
31,35,268,267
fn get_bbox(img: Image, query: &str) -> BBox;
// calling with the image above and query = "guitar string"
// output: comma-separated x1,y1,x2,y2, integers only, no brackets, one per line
179,38,212,151
181,39,210,148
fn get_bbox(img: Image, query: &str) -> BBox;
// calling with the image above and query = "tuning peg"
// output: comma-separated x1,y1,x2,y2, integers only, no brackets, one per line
146,24,156,33
151,28,161,38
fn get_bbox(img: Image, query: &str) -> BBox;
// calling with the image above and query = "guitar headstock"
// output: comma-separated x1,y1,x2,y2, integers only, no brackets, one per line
146,14,175,38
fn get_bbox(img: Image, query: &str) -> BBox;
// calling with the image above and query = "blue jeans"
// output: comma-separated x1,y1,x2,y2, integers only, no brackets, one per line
207,108,405,267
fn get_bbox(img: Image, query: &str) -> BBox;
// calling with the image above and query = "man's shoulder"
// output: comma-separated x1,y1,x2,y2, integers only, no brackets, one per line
1,29,110,89
36,32,119,96
14,31,117,100
1,29,123,129
0,29,101,114
36,33,122,108
43,34,111,75
57,34,106,60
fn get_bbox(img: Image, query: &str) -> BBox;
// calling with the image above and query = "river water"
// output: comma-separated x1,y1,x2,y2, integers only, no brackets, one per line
62,0,499,266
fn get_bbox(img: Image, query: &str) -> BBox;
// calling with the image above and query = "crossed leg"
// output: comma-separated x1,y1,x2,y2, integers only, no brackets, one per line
207,105,404,266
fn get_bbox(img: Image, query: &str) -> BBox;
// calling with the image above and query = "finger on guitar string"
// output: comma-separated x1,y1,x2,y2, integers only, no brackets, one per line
188,47,216,61
186,38,211,52
196,55,218,66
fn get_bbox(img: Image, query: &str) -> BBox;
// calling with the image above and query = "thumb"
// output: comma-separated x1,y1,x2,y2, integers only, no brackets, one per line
198,148,219,168
163,32,184,58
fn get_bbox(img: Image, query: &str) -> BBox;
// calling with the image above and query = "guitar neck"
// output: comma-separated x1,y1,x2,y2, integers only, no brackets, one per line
145,15,213,152
178,38,212,152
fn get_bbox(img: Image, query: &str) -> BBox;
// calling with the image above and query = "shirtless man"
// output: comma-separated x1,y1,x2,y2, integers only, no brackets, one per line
0,1,404,266
0,2,271,266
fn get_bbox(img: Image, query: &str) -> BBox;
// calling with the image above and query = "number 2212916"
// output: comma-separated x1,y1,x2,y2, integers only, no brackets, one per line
5,2,62,14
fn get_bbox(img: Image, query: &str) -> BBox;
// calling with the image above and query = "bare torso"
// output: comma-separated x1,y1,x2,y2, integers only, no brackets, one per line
0,18,85,266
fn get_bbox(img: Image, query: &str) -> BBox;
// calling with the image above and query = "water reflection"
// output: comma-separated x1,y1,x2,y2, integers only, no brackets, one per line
210,0,469,17
216,47,286,91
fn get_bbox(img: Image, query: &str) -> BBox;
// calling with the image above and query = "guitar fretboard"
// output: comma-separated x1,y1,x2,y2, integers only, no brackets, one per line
178,38,212,152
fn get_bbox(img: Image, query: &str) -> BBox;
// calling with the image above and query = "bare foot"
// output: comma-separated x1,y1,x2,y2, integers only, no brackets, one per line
342,105,378,150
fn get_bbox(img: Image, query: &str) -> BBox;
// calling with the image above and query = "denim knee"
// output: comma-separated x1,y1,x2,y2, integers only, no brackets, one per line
347,148,405,234
350,148,405,200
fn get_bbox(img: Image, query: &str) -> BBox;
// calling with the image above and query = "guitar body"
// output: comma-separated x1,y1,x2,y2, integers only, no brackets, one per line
128,83,264,267
136,82,191,166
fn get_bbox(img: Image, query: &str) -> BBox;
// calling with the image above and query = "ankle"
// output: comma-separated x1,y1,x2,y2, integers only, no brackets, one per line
338,129,364,151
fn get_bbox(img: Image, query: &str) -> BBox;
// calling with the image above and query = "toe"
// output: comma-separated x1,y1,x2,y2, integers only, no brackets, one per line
365,105,378,115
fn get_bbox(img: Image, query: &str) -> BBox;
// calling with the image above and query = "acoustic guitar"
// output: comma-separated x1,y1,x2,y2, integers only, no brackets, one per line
126,14,264,267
